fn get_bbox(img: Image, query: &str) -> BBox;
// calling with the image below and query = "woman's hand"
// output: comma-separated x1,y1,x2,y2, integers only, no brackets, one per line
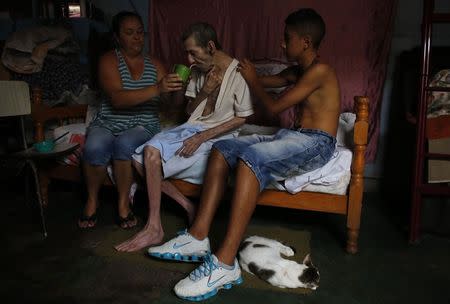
175,133,205,157
201,66,222,95
238,59,258,85
158,73,183,94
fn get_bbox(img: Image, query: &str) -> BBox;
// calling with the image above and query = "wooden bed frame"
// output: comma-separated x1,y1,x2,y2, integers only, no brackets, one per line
31,87,369,254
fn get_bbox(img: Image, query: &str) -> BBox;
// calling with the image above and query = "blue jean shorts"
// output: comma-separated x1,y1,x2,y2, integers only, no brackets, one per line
213,128,337,191
83,126,153,166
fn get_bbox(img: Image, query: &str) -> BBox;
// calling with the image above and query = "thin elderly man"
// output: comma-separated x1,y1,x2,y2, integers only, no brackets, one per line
115,22,254,252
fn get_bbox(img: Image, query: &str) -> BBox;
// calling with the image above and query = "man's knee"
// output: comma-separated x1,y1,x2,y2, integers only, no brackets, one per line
144,146,161,166
83,140,112,166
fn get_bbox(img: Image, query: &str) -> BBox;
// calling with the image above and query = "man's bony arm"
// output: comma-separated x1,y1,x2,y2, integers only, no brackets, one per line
197,116,246,142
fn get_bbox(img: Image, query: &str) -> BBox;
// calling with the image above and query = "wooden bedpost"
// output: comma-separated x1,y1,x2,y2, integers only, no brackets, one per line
346,96,369,254
31,87,45,142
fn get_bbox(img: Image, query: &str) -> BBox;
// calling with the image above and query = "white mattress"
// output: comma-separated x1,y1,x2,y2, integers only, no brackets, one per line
53,114,356,196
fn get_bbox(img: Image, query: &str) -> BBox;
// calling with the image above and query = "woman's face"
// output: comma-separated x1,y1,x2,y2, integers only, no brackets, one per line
117,16,144,54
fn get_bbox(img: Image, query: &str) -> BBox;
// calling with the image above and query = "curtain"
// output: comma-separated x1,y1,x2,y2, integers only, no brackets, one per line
148,0,397,162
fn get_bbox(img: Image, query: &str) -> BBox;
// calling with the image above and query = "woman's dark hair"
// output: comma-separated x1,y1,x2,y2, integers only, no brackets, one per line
111,11,143,36
285,8,325,49
181,22,222,50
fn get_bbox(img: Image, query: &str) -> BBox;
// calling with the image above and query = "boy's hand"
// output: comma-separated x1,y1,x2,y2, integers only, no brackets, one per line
238,59,258,84
158,73,183,93
202,66,222,95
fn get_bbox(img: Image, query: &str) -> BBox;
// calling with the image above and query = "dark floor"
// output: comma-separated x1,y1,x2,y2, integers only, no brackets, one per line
2,174,450,304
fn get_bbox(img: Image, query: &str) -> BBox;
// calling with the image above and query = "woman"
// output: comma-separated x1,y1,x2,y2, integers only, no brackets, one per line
79,11,182,229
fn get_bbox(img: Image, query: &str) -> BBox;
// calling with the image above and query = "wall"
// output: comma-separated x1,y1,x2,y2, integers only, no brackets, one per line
91,0,149,52
365,0,450,179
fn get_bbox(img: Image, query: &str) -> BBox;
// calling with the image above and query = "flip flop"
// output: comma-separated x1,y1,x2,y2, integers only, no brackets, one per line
78,212,97,229
117,211,137,229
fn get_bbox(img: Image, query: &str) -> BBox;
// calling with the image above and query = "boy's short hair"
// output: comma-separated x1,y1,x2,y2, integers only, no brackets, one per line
181,22,222,50
285,8,325,49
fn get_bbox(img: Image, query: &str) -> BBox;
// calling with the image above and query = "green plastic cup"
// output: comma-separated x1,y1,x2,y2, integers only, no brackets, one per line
173,64,191,83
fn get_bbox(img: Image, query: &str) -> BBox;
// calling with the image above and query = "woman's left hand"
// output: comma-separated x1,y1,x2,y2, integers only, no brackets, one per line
158,73,183,93
237,59,258,84
176,133,205,157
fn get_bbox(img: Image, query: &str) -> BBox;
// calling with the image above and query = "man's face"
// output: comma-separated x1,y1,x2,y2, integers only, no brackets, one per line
184,36,214,72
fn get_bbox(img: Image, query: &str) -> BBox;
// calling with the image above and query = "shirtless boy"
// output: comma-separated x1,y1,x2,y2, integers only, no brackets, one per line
147,8,340,301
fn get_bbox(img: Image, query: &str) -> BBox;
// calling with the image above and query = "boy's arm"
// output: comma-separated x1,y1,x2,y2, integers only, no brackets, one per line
176,116,246,157
259,65,300,88
239,59,326,115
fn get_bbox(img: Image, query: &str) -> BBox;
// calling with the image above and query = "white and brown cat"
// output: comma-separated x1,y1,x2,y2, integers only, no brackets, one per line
238,235,319,290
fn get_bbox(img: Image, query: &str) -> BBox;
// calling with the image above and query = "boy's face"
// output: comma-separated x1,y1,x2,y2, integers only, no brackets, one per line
184,35,214,72
281,26,305,61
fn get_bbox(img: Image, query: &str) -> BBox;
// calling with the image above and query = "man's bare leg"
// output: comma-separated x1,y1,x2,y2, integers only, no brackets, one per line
189,149,230,240
115,147,164,251
214,160,260,265
161,181,197,224
113,159,137,229
133,159,196,223
79,163,107,228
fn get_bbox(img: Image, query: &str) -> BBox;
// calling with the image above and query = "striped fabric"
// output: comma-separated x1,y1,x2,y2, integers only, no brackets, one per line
90,49,160,136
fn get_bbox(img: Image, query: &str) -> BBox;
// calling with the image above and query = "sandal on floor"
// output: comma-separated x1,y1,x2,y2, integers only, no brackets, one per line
117,211,137,229
78,213,97,229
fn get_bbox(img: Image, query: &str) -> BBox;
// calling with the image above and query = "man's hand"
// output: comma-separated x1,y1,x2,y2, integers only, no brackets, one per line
158,73,183,94
176,133,206,157
238,59,258,85
202,66,222,95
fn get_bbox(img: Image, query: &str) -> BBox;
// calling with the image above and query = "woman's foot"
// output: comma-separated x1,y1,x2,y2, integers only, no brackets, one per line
117,211,138,229
78,199,98,229
78,212,97,229
114,225,164,252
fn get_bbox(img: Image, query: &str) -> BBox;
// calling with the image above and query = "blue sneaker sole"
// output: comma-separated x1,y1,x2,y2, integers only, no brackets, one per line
148,252,207,262
177,276,244,302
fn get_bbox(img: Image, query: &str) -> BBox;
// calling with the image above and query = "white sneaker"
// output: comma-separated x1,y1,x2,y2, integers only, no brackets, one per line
147,229,210,262
174,254,243,301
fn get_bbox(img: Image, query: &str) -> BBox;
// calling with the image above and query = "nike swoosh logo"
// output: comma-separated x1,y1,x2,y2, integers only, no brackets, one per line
207,275,225,288
172,241,192,249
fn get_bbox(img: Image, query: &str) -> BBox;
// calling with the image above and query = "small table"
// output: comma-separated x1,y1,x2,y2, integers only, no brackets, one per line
12,142,80,238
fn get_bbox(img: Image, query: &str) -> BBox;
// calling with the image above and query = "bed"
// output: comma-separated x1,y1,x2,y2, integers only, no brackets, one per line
30,80,369,254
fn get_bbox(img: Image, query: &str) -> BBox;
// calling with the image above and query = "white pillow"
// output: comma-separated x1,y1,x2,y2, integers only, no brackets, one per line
336,112,356,147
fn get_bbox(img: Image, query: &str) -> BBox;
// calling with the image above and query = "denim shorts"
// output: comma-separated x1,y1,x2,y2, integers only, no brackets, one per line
213,128,337,191
83,126,153,166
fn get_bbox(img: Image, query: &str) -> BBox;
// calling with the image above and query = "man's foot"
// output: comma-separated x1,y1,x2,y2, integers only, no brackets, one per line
117,211,137,229
174,254,243,301
78,212,97,229
114,226,164,252
148,229,210,262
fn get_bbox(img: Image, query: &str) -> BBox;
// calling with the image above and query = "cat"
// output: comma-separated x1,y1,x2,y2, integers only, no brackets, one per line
238,235,319,290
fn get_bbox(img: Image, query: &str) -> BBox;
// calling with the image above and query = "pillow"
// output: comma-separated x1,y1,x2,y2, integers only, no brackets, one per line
336,112,356,147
